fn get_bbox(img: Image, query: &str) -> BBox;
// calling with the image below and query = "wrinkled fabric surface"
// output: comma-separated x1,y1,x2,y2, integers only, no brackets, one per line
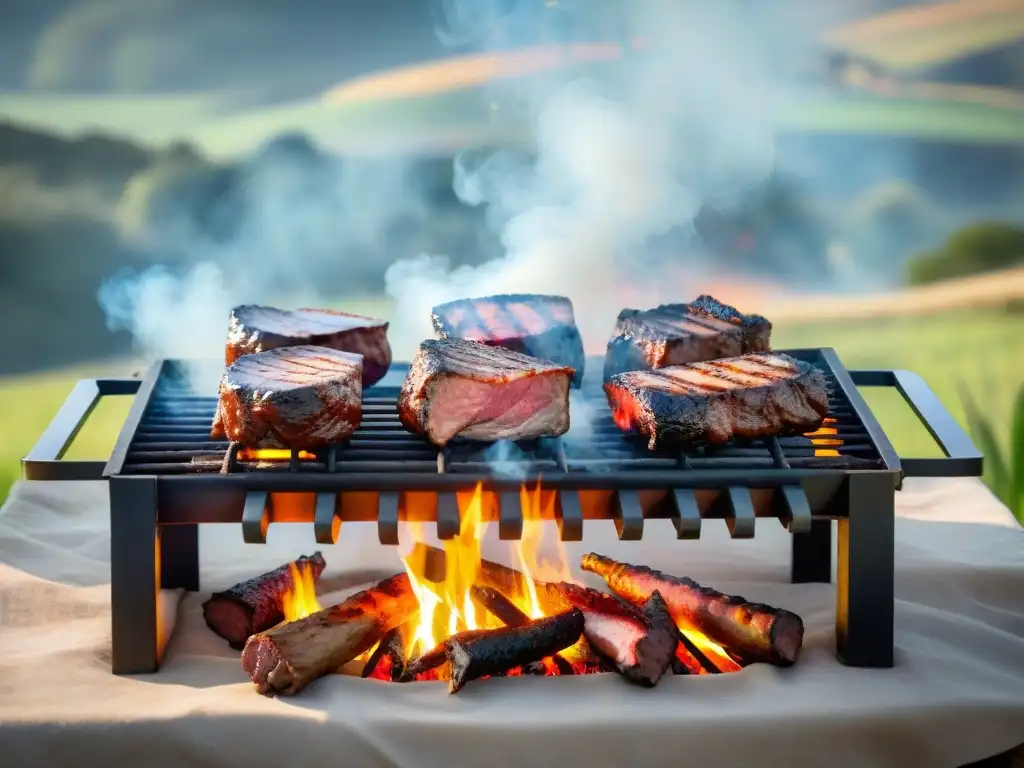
0,477,1022,768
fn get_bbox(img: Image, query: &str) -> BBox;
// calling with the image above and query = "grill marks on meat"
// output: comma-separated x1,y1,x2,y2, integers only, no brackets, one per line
398,338,574,446
211,345,362,449
432,294,585,388
604,353,829,449
604,295,772,380
226,305,392,387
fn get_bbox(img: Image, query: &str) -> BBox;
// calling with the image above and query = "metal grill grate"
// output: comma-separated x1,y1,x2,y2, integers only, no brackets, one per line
118,349,882,478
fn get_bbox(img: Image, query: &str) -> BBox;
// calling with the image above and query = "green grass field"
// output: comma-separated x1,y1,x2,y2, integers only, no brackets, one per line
1,309,1021,508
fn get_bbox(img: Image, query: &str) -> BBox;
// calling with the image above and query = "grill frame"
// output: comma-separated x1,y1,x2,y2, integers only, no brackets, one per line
21,347,983,678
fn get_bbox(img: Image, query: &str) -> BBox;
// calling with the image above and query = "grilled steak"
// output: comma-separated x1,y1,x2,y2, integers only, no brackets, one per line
398,337,574,446
226,305,392,387
431,294,585,388
603,295,771,380
604,353,828,449
211,345,362,449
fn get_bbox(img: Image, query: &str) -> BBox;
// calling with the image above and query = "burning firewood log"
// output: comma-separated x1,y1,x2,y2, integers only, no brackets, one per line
580,553,804,666
469,586,577,676
202,552,327,649
403,609,585,693
408,543,572,615
360,624,408,682
556,583,677,687
241,573,417,696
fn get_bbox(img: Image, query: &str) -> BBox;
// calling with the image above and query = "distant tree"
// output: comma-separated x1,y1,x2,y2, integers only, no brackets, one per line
906,221,1024,285
847,180,941,280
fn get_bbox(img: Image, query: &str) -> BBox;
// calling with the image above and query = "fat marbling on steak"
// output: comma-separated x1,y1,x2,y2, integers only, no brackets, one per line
225,305,392,387
604,352,828,450
431,293,585,388
398,337,575,446
211,345,362,449
603,295,772,380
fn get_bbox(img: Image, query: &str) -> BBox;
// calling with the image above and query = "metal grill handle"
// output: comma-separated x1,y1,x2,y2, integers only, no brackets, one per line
22,378,140,481
849,369,983,479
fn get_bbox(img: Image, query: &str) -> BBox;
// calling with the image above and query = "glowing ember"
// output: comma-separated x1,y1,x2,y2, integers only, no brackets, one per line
238,449,316,462
281,562,322,622
806,418,841,457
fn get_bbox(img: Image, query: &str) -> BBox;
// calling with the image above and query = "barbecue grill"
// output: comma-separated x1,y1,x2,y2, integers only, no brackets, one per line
23,348,982,676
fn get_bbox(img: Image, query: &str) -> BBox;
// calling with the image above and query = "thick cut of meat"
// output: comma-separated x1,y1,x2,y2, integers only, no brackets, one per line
431,294,585,388
604,353,828,449
211,345,362,449
398,337,574,446
603,294,771,380
226,305,392,387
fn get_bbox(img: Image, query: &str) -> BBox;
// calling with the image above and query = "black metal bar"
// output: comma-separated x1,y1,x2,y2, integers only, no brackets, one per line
669,489,702,539
436,493,461,540
498,492,523,541
22,378,141,481
819,349,902,473
313,493,340,544
850,369,983,478
241,491,270,544
377,492,401,545
556,491,583,541
836,473,895,667
791,519,832,584
613,490,645,540
160,524,199,591
109,476,161,674
104,362,166,477
152,466,852,493
776,485,813,534
709,487,756,539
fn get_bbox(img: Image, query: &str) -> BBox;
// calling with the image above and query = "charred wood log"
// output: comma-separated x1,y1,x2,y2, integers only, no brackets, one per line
402,610,584,692
202,552,327,649
241,573,417,696
470,586,577,675
361,625,407,682
580,553,804,666
448,609,584,693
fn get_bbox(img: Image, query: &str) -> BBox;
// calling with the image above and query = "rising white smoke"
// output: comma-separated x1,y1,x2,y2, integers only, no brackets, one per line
384,0,810,354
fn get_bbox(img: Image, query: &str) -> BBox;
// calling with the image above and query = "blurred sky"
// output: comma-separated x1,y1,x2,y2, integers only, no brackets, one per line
0,0,447,96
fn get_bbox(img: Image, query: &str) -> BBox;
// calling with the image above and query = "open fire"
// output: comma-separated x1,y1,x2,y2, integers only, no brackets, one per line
218,480,800,696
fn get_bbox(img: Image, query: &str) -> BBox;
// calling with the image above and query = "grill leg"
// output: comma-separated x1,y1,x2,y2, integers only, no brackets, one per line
791,520,832,583
836,474,895,668
160,524,199,591
109,476,163,675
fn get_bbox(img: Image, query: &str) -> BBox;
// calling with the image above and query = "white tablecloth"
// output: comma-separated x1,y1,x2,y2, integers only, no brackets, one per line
0,477,1022,768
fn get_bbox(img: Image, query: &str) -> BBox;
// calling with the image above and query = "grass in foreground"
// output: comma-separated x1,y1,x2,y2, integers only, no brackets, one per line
1,309,1022,511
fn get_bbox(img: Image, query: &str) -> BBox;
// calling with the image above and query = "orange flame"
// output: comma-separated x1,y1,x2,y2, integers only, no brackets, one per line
807,418,841,457
281,562,322,622
238,449,316,461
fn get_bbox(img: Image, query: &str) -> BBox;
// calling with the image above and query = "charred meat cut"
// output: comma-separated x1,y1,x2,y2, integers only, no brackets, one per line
432,294,585,388
604,295,771,380
604,352,829,449
211,345,362,449
398,338,574,446
226,305,392,387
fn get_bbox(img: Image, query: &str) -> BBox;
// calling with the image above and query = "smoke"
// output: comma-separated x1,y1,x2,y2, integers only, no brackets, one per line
97,138,440,386
383,0,809,354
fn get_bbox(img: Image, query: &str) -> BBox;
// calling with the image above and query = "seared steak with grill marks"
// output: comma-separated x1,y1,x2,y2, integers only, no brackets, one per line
604,295,771,380
604,353,828,450
226,305,391,387
211,345,362,449
398,337,574,446
431,294,585,388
